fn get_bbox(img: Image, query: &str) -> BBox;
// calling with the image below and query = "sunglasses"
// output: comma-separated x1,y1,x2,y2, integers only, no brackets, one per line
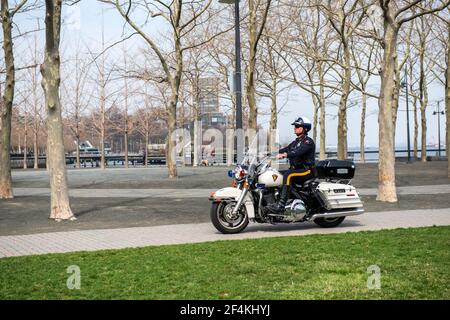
294,125,302,128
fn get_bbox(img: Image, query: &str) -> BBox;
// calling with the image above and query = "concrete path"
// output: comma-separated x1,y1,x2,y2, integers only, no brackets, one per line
1,207,449,258
12,184,450,198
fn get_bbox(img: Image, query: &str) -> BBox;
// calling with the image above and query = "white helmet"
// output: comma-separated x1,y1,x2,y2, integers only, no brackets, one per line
291,117,312,132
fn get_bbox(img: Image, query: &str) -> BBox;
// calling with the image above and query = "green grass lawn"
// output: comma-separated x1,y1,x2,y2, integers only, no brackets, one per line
1,226,449,300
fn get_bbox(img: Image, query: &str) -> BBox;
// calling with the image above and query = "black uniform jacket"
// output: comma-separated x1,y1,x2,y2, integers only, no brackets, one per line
279,134,316,170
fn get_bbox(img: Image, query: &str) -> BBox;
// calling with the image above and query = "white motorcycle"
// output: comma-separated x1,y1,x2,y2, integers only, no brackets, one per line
209,149,364,234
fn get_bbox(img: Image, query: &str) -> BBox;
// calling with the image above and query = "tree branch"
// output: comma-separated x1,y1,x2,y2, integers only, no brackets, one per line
399,0,450,26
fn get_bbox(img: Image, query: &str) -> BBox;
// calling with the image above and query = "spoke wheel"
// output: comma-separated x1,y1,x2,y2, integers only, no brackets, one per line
211,201,249,234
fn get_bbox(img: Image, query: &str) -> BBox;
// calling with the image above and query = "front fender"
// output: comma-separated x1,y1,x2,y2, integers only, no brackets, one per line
209,187,255,219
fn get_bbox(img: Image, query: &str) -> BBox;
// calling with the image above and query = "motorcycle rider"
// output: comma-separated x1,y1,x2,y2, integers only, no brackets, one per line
266,117,316,214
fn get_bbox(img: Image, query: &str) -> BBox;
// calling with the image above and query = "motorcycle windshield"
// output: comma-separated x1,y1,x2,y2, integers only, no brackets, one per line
241,134,276,172
241,135,259,167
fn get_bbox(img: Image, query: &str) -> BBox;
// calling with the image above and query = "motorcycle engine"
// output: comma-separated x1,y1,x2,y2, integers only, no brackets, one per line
285,199,307,221
262,190,277,206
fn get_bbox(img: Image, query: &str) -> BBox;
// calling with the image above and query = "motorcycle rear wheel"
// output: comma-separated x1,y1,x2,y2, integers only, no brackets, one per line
211,201,249,234
313,216,345,228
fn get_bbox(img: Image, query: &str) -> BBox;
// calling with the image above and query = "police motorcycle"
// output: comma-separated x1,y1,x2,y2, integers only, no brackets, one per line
209,141,364,234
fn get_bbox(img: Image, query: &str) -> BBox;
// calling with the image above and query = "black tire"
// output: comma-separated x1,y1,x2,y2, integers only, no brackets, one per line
210,201,249,234
313,216,345,228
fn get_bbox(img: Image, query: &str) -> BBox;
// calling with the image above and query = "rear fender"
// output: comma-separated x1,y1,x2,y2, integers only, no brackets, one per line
209,187,255,219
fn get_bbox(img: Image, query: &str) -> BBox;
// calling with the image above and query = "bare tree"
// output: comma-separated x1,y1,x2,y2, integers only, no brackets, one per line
430,10,449,175
28,31,44,169
86,13,119,170
413,15,436,162
101,0,222,178
134,86,164,167
62,41,92,168
279,1,336,160
258,39,284,130
0,0,29,198
372,0,449,202
446,18,450,178
40,0,75,220
90,57,116,169
403,40,421,159
444,16,450,178
178,10,222,167
122,51,130,168
322,0,369,160
350,36,380,162
246,0,272,131
183,48,210,167
257,7,292,134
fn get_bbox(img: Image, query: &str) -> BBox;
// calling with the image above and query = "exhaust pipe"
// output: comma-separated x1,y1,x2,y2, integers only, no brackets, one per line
309,207,364,220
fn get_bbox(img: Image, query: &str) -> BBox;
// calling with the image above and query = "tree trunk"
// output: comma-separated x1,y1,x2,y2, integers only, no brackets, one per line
167,51,182,178
247,0,258,131
318,64,326,160
270,78,277,131
413,92,419,159
23,112,28,169
227,97,236,167
391,65,400,144
0,0,14,199
246,60,257,130
268,78,278,154
75,135,80,169
166,98,177,178
33,64,40,169
34,120,39,169
124,71,129,169
101,117,105,169
419,33,428,163
74,99,80,169
193,114,201,167
192,75,201,167
311,95,319,143
420,102,427,162
41,0,74,220
377,20,398,203
337,44,351,160
165,37,183,178
446,23,450,178
124,130,128,168
144,129,149,168
360,91,367,163
100,67,106,169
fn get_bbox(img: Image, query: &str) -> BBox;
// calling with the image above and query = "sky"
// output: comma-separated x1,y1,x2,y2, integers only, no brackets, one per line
9,0,448,150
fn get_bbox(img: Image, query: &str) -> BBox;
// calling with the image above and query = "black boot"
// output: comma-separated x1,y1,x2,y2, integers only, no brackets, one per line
267,185,289,214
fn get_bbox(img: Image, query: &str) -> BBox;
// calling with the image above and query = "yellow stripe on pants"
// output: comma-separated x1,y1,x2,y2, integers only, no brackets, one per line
286,170,311,186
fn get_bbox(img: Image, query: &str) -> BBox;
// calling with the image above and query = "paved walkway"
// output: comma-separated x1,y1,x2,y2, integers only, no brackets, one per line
12,184,450,198
1,207,449,258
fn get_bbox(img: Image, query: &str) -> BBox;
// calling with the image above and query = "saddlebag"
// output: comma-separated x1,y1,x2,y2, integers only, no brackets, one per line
315,160,355,179
315,182,363,210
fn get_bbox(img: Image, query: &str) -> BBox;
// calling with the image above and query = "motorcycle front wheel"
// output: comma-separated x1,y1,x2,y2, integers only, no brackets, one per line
210,201,249,234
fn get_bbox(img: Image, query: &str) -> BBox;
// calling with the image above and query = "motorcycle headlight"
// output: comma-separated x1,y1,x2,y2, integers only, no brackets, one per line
234,166,247,180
